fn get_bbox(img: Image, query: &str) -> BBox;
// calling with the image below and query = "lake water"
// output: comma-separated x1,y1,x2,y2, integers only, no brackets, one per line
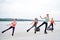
0,21,60,40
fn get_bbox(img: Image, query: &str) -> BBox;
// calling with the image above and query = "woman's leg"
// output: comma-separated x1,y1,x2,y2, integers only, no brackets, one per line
44,22,48,34
38,22,45,28
2,26,12,33
37,22,48,34
34,25,37,34
12,27,15,36
48,24,51,28
51,24,54,31
27,25,34,32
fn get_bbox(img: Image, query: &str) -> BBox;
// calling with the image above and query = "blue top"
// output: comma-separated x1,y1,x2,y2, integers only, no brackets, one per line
44,17,49,23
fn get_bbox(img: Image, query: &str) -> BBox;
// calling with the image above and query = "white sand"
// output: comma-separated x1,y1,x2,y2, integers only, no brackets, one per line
0,21,60,40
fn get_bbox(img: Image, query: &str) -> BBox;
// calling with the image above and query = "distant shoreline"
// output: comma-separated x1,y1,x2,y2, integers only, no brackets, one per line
0,18,60,22
0,20,60,22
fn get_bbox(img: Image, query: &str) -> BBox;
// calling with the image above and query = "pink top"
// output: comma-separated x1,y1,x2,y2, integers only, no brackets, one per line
11,21,16,27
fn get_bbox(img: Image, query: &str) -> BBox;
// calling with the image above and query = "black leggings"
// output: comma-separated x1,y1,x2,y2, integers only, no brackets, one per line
48,23,53,30
38,22,48,33
2,26,15,36
27,25,36,31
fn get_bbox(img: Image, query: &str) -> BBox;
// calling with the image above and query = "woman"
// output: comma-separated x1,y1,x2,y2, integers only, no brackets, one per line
27,18,38,34
36,14,49,34
47,18,55,32
2,19,17,36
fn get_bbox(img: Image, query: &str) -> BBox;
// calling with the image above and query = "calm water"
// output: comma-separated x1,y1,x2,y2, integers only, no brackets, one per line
0,21,60,40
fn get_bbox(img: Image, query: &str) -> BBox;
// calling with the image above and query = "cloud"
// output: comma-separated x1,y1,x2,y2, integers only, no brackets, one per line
0,0,60,19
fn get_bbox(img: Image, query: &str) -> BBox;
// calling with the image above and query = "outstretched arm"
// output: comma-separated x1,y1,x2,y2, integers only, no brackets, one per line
30,20,34,25
7,22,13,26
40,16,46,19
54,21,56,25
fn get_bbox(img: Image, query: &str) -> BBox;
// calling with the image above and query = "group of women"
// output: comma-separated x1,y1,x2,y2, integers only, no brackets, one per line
1,14,55,36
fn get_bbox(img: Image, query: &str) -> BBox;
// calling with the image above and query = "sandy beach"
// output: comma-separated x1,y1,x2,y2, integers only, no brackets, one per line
0,21,60,40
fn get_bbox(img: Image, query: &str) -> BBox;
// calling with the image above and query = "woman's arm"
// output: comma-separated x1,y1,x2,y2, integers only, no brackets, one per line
7,22,13,26
30,20,34,25
40,16,46,19
54,21,56,25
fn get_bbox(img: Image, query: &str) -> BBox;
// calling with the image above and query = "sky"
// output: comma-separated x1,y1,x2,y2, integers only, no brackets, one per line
0,0,60,20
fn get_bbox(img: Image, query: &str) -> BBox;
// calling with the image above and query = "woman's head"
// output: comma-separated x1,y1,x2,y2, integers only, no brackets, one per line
13,18,17,21
46,14,49,17
35,18,38,20
51,18,53,20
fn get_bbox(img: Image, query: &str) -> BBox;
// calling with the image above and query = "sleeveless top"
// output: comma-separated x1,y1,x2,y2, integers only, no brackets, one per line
50,20,54,24
11,21,16,27
34,21,38,25
44,17,49,23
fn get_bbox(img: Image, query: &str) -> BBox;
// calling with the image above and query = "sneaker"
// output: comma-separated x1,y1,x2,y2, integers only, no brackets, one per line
27,29,30,32
44,32,47,34
2,31,4,33
34,30,36,34
51,30,53,32
12,34,14,36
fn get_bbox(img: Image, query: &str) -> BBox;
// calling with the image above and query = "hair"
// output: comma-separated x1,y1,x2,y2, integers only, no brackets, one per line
35,18,38,21
13,18,17,21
